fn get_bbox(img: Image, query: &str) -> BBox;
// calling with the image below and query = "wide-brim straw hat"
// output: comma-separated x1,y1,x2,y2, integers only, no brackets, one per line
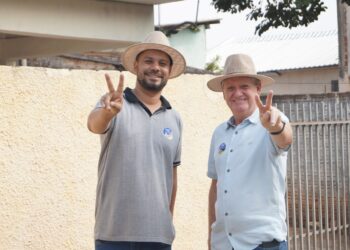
207,54,274,92
122,31,186,79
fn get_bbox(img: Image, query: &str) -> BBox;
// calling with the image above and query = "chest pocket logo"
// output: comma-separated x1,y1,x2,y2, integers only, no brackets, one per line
163,128,173,140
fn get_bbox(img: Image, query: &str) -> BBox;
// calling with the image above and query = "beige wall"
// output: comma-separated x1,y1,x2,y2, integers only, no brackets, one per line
264,67,342,94
0,66,231,249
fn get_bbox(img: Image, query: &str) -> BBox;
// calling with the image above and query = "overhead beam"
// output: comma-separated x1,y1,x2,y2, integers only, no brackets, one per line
0,0,153,42
99,0,182,4
0,37,134,61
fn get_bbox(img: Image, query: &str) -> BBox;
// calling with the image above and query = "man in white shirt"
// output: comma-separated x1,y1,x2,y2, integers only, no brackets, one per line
207,54,293,250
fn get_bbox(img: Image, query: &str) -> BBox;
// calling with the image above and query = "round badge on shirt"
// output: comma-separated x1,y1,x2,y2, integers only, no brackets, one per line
219,143,226,154
163,128,173,140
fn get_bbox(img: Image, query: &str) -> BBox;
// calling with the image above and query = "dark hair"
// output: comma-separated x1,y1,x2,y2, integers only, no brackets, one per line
135,50,173,66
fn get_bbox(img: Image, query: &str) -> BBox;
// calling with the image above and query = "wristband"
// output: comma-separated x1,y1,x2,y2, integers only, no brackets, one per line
270,121,286,135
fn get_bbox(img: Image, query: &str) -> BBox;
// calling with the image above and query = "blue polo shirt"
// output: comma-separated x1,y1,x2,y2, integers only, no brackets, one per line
208,109,289,250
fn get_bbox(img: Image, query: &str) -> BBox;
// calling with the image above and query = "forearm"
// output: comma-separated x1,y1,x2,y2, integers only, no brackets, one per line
259,105,293,149
269,120,293,149
208,180,217,243
170,167,178,216
87,108,115,134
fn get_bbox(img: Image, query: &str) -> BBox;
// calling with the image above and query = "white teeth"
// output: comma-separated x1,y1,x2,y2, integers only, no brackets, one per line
147,74,161,78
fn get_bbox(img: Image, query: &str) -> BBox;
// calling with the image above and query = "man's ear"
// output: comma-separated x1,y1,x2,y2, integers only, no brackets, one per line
256,82,262,94
133,60,138,72
169,64,173,75
222,83,227,99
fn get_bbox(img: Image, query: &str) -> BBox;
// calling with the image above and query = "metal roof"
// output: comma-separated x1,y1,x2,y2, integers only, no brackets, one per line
96,0,180,4
207,29,339,72
155,19,221,36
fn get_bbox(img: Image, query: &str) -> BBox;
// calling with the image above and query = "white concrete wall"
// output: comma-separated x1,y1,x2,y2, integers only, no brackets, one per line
2,65,343,249
0,66,230,249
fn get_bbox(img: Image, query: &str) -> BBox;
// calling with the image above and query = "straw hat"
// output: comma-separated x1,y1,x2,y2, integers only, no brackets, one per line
122,31,186,79
207,54,274,92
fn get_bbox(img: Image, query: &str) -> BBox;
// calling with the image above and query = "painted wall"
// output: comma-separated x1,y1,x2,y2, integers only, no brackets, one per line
168,26,207,69
263,67,343,94
0,66,230,249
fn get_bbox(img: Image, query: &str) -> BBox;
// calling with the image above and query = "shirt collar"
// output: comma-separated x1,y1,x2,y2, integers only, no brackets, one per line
227,108,260,129
124,87,172,109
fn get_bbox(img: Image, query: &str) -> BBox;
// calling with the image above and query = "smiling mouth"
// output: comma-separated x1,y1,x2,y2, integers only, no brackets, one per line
233,99,246,103
146,72,162,77
146,75,163,81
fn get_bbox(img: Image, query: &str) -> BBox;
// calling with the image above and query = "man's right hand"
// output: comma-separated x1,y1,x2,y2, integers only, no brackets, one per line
87,73,124,134
101,73,124,116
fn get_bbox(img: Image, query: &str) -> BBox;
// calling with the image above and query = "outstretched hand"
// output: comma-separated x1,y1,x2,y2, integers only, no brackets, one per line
255,90,282,132
101,73,124,116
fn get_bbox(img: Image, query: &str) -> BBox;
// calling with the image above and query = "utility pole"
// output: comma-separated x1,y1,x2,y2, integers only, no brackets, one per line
337,0,349,91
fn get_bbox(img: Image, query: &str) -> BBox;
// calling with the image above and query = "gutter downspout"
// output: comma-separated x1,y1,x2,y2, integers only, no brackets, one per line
337,0,349,91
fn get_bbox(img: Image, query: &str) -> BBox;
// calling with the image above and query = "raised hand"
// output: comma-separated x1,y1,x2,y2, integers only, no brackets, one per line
101,73,124,116
255,90,282,132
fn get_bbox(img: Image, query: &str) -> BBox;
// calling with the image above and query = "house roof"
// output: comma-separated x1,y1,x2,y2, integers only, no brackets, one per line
156,19,221,36
26,51,213,74
207,29,339,72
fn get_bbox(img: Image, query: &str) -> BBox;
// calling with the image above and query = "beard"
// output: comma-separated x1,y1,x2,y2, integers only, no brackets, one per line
137,73,168,92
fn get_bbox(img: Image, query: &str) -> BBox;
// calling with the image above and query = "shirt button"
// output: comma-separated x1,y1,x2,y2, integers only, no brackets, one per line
230,149,233,152
229,233,232,236
235,131,238,134
227,169,230,173
224,190,228,193
225,212,228,216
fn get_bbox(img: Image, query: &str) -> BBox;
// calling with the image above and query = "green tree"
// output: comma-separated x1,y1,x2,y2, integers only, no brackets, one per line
205,55,223,73
211,0,350,35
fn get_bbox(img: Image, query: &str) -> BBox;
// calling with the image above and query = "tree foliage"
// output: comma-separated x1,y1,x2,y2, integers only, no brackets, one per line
205,55,223,73
211,0,349,35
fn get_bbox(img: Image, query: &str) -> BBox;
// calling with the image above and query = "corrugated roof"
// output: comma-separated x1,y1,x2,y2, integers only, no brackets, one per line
156,19,221,36
207,29,338,72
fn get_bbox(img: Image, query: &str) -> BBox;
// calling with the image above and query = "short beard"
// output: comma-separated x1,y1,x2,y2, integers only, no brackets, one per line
137,78,167,92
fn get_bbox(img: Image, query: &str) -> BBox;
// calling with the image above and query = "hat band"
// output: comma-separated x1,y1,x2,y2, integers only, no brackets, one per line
225,71,257,75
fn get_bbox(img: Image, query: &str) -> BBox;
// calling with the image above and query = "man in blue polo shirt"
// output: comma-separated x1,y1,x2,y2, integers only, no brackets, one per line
207,54,293,250
87,31,186,250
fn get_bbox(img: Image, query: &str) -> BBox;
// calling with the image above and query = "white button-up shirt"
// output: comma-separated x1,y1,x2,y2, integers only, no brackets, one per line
208,109,289,250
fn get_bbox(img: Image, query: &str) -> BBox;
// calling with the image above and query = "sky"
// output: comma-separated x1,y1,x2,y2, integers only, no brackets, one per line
154,0,338,51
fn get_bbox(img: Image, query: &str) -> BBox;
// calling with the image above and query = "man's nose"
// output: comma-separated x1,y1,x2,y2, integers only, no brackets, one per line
150,63,160,71
231,88,241,96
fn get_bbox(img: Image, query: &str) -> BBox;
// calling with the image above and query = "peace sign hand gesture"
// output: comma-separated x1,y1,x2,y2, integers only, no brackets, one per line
255,90,283,133
101,73,124,116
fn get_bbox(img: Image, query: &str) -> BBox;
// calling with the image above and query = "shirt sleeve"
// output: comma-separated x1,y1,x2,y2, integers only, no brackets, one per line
207,132,218,179
173,114,182,167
